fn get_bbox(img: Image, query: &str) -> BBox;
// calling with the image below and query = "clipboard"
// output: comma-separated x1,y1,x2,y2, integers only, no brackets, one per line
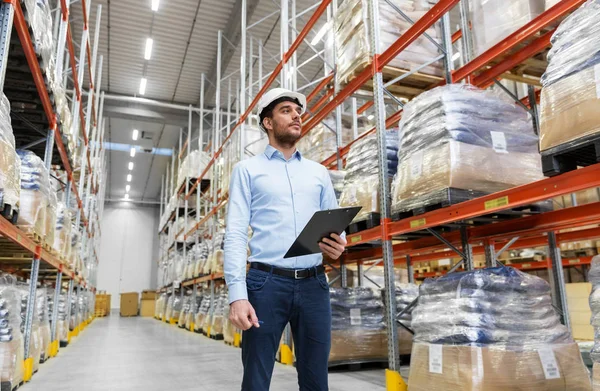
283,206,362,258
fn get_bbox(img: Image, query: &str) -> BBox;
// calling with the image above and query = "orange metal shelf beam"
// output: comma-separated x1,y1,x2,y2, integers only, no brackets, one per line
184,197,228,240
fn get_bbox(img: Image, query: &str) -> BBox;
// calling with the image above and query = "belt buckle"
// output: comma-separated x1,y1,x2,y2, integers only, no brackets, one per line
294,270,306,280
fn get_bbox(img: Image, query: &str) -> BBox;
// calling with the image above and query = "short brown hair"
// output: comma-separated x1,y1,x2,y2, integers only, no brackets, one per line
259,97,302,132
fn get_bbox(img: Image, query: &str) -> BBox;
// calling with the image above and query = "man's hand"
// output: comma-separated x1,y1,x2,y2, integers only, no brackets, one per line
319,233,347,260
229,299,260,330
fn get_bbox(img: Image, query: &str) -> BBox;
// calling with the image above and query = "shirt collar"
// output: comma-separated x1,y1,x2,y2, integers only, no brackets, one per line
264,144,302,161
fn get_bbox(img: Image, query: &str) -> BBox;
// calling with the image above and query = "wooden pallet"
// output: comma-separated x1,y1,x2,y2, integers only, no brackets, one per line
541,133,600,177
347,212,381,234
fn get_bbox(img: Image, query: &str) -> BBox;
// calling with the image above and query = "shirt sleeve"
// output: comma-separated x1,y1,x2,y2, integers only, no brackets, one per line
224,163,251,304
320,168,346,240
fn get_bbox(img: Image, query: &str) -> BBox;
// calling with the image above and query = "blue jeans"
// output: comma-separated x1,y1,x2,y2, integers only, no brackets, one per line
241,266,331,391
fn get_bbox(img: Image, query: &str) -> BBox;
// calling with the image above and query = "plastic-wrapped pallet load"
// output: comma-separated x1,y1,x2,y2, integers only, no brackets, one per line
470,0,545,57
193,241,209,277
176,150,212,192
17,151,51,236
589,256,600,390
391,84,542,213
178,296,191,328
0,94,21,217
44,192,57,249
36,288,50,362
331,0,443,84
195,294,211,333
329,287,388,363
204,233,225,275
408,267,591,390
339,130,399,222
0,274,25,389
386,282,418,355
155,293,166,320
328,170,346,202
223,303,237,345
18,284,42,373
539,0,600,154
296,116,354,163
210,289,227,338
53,202,72,258
171,295,183,323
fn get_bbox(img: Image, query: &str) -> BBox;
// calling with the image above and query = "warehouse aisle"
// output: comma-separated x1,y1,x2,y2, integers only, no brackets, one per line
21,316,388,390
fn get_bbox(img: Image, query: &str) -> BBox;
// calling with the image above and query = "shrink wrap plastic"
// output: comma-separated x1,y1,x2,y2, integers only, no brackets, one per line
178,296,191,328
176,150,212,191
328,170,346,202
539,1,600,152
18,284,42,371
296,117,354,163
191,292,204,331
470,0,544,57
210,290,227,336
23,0,54,69
332,0,442,83
408,267,591,391
0,94,20,209
195,295,211,332
243,126,269,157
589,256,600,363
339,130,398,221
171,295,183,322
53,202,72,255
0,275,24,386
193,241,210,278
391,84,542,213
165,295,174,322
36,288,50,361
155,293,168,319
17,151,52,236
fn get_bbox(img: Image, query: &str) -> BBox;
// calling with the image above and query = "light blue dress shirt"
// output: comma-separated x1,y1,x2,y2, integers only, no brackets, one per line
224,144,340,303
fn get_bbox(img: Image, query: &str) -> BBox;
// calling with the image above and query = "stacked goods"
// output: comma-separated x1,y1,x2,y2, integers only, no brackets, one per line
53,202,72,259
195,294,211,332
186,293,202,330
391,84,542,213
210,289,228,337
140,290,156,318
243,126,269,157
17,150,52,237
23,0,54,73
589,256,600,390
332,0,443,84
339,130,399,222
57,293,69,344
36,288,51,361
171,295,183,323
408,267,591,390
176,150,212,191
539,0,600,158
328,170,346,202
296,116,354,163
18,284,42,372
546,0,560,10
223,303,236,344
329,287,388,363
193,241,210,277
164,295,174,322
470,0,545,57
0,275,25,388
178,296,191,327
155,293,167,320
388,283,419,355
204,233,225,275
69,230,81,272
0,94,20,216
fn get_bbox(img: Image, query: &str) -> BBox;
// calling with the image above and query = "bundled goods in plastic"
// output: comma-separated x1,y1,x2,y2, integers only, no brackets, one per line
223,303,237,344
16,150,52,237
195,294,211,332
408,267,591,390
186,293,202,330
44,192,57,249
382,282,418,355
331,0,443,84
296,116,354,163
0,94,21,214
17,283,42,372
190,292,204,331
589,255,600,390
178,296,191,328
391,84,542,213
470,0,544,57
36,288,51,361
0,274,25,387
176,150,212,192
339,130,399,222
53,202,73,257
539,0,600,153
243,126,269,158
204,233,225,275
193,241,210,277
171,295,183,323
328,170,346,202
23,0,54,71
210,289,228,337
329,287,388,363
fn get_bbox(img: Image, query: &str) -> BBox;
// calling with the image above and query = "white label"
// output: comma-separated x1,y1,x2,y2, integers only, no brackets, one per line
410,151,424,178
371,191,378,212
429,344,443,374
490,131,508,154
350,308,362,325
538,348,560,379
438,259,451,266
595,64,600,99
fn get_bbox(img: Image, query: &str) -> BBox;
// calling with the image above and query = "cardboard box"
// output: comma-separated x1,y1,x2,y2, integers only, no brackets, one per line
120,292,139,317
540,67,600,152
140,299,155,317
566,283,594,340
408,342,592,390
141,290,157,300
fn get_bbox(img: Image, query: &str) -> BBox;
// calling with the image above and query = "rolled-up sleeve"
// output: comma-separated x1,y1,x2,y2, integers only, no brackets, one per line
224,163,251,303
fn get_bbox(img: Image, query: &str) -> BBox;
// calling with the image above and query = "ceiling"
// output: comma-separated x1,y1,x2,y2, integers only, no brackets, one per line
65,0,330,203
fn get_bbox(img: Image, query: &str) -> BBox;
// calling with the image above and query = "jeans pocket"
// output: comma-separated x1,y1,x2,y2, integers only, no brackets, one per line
246,270,269,291
316,274,330,290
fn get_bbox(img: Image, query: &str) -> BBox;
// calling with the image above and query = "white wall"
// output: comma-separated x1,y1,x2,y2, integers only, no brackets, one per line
98,202,159,308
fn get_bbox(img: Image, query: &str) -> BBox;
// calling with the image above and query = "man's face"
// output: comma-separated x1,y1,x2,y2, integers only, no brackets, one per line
263,101,303,146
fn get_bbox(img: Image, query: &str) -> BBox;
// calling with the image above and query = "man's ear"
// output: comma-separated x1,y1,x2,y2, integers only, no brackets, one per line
262,117,272,132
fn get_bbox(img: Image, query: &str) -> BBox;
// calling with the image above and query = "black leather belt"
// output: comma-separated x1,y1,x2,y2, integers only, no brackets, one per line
250,262,325,279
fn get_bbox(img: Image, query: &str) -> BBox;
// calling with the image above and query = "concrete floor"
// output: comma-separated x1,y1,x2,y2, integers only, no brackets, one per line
22,315,390,390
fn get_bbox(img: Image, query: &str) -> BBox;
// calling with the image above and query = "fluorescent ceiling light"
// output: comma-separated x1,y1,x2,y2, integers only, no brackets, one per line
128,162,134,170
151,0,160,11
132,129,139,140
126,185,131,192
139,78,147,95
124,194,130,200
130,147,136,157
144,38,153,60
452,52,461,61
127,174,132,182
310,22,329,46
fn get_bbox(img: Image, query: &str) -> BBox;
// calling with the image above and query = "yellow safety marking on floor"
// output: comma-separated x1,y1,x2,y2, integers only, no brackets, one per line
233,332,241,347
23,357,34,381
385,369,407,391
280,344,293,365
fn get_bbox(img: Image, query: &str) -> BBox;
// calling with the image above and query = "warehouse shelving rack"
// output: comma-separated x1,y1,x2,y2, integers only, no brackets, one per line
0,0,106,381
154,0,600,388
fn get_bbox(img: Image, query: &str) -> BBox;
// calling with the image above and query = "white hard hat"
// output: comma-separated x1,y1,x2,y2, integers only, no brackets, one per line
256,88,307,119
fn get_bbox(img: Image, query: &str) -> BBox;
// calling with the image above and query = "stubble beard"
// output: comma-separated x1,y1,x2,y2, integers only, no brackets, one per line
272,124,301,149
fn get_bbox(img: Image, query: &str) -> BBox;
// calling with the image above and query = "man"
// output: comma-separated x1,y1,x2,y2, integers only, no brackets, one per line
224,88,347,391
